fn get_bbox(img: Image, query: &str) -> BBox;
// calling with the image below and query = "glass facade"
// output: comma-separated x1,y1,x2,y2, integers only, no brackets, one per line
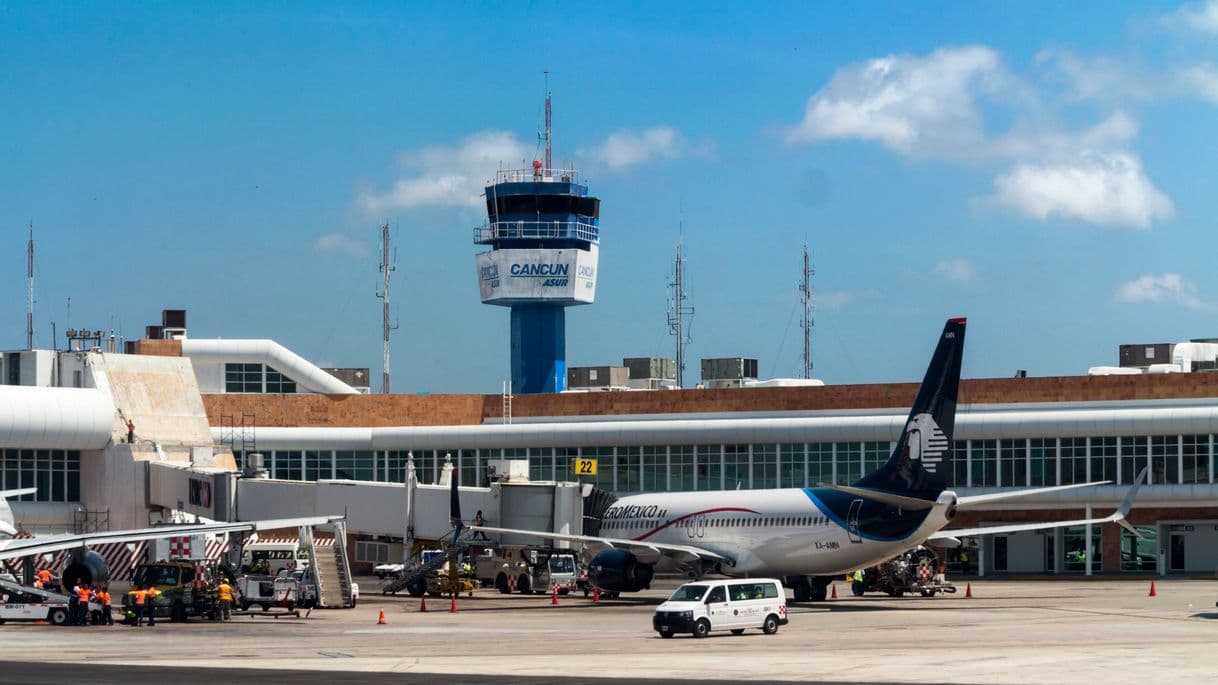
0,449,81,502
243,432,1217,493
224,363,297,393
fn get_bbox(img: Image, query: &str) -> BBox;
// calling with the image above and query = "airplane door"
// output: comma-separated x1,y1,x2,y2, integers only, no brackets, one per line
847,499,863,544
696,514,707,538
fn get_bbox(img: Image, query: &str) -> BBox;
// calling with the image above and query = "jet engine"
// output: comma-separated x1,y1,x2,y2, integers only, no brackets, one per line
588,549,653,593
60,549,110,588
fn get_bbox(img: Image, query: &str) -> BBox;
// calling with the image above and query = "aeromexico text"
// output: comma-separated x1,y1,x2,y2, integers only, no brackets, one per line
604,504,669,520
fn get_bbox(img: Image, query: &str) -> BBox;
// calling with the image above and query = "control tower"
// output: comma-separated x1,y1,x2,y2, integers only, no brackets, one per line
474,101,600,394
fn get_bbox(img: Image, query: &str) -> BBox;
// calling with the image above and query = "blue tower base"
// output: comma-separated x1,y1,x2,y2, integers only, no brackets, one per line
510,305,566,394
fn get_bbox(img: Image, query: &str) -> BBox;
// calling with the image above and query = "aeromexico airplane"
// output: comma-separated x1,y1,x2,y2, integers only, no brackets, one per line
1,486,341,587
472,318,1146,601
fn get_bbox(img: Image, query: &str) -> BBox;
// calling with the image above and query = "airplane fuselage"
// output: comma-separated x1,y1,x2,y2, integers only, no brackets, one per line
600,487,955,577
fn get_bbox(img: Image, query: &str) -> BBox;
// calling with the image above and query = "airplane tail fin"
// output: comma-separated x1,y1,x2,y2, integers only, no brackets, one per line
854,317,966,500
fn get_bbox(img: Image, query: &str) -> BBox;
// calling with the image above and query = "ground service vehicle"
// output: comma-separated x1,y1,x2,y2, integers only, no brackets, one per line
128,559,234,621
653,578,787,639
0,578,71,625
236,574,302,612
477,550,578,595
851,547,956,597
241,541,309,575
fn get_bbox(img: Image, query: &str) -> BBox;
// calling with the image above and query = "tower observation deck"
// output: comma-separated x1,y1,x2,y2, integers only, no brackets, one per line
475,163,601,394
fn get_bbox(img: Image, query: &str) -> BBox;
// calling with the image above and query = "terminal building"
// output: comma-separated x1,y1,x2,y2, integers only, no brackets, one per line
3,320,1218,578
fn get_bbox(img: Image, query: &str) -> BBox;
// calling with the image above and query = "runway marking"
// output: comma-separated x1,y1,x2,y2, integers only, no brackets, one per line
345,627,563,635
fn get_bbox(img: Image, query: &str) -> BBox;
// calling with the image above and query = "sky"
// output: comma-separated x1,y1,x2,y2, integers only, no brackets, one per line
3,1,1218,393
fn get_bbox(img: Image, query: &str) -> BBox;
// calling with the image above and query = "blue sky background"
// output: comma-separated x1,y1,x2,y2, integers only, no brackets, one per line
3,1,1218,392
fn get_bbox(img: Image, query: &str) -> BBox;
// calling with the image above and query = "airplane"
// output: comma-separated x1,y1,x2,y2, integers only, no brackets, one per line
468,317,1146,601
2,486,342,589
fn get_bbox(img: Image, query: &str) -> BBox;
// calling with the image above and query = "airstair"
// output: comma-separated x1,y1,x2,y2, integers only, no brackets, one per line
379,527,472,595
302,521,355,608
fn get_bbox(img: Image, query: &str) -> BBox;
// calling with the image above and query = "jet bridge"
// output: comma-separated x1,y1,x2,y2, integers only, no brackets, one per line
234,469,587,544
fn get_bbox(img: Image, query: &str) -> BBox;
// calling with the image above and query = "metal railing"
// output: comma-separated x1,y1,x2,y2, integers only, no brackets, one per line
474,220,599,243
494,168,581,185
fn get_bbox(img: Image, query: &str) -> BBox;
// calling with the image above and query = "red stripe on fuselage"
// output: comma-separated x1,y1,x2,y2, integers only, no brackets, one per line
630,507,761,542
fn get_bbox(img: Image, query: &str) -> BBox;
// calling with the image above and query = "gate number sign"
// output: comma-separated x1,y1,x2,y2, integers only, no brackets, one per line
572,458,598,476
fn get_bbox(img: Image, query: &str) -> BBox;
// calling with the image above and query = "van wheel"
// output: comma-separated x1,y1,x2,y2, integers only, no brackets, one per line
692,619,711,638
763,614,780,635
730,629,745,635
496,574,511,595
659,631,674,639
48,608,68,626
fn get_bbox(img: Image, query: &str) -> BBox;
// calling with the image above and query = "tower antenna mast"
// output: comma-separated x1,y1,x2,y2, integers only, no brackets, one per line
799,242,815,378
377,224,398,393
27,222,34,350
667,215,694,388
544,71,552,171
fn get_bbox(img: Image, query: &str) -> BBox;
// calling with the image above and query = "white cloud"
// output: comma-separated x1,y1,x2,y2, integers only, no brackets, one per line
1114,273,1210,311
313,233,370,258
784,46,1010,159
1175,64,1218,104
357,131,529,214
785,45,1176,229
1162,0,1218,35
581,126,704,171
1037,50,1159,104
989,152,1173,229
933,259,975,284
817,288,880,310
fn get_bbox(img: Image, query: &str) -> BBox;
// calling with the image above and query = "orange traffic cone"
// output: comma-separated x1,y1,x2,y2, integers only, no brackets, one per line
377,608,386,625
419,595,428,612
965,583,973,598
830,583,837,599
449,595,458,613
593,586,600,604
1149,580,1158,597
551,584,560,605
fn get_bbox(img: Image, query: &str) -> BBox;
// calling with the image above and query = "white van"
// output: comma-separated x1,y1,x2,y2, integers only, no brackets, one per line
653,578,788,638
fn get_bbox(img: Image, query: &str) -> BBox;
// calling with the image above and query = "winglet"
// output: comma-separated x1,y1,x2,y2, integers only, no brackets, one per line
1113,467,1147,537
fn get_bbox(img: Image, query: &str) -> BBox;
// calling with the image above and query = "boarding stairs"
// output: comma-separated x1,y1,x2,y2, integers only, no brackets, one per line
302,522,355,608
380,528,473,595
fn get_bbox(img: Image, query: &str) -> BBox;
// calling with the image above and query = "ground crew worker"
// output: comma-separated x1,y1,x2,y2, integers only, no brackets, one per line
76,583,92,626
89,586,102,625
36,568,52,586
100,588,113,625
126,418,135,443
68,583,81,625
145,585,159,626
130,587,147,626
216,579,234,620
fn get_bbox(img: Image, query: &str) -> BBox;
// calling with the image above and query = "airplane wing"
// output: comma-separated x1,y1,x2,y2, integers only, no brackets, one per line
956,481,1113,508
930,468,1145,543
468,525,733,566
0,516,345,562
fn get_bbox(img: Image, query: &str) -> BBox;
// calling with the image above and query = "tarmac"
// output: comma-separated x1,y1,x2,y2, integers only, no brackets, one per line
2,576,1216,684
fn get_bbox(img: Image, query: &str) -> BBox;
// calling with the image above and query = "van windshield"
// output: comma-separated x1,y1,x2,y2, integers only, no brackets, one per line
668,584,709,602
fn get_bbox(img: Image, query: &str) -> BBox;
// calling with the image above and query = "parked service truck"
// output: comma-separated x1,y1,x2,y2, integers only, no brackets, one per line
476,549,578,595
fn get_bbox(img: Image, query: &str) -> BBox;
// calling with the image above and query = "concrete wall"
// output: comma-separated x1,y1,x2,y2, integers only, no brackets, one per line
89,352,213,447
